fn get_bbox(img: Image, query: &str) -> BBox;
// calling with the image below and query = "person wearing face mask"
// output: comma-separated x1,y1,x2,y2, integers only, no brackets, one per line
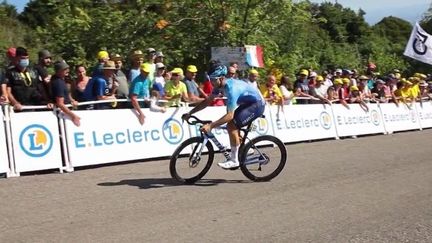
4,47,53,111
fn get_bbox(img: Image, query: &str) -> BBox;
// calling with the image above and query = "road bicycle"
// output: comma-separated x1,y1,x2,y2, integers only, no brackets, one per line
170,115,287,184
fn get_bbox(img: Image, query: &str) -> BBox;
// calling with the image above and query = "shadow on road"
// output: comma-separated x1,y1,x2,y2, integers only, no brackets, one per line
98,178,252,189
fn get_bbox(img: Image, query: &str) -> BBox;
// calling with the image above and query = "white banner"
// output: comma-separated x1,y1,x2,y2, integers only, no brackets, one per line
404,22,432,65
415,101,432,128
0,108,9,173
65,107,190,167
269,104,337,143
332,103,386,137
380,103,421,132
10,111,63,172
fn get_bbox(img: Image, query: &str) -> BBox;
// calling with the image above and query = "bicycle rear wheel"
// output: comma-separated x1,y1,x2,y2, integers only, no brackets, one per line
239,135,287,182
170,136,214,184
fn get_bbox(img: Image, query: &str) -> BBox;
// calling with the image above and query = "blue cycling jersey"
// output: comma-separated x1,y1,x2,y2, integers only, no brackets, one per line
213,78,264,112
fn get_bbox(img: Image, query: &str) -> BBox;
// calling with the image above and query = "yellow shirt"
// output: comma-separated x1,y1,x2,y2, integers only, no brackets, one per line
411,84,420,98
164,80,187,106
259,84,283,105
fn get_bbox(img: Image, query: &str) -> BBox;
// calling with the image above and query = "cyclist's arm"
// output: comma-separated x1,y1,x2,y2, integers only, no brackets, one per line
186,95,215,115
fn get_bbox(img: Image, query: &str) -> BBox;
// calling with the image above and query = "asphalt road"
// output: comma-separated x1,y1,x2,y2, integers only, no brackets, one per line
1,130,432,242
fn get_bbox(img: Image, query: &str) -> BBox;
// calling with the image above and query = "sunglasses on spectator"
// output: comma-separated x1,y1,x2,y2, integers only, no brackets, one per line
172,73,180,76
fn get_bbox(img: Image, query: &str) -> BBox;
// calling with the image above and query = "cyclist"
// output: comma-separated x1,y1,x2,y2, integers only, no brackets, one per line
182,64,265,169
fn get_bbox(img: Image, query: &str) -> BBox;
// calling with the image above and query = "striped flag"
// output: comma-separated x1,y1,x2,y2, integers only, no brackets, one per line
245,45,264,68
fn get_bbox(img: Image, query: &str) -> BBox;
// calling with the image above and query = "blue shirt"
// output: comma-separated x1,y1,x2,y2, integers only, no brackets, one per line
130,75,151,99
213,78,263,112
82,76,109,101
51,75,71,104
184,79,200,96
129,68,140,83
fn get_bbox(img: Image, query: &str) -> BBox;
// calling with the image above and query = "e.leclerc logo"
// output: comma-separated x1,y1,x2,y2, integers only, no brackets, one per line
162,118,184,144
319,111,332,130
254,117,269,135
19,124,53,157
370,110,381,126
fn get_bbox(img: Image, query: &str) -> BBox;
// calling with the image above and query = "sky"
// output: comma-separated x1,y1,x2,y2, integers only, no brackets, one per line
6,0,431,25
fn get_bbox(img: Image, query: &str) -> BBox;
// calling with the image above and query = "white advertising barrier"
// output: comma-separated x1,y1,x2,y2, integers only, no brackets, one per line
64,107,190,167
415,102,432,129
9,111,63,173
269,104,337,143
188,105,274,151
332,103,386,137
379,103,421,133
0,108,10,174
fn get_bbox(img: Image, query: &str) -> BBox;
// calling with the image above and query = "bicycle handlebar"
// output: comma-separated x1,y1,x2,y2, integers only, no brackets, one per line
182,115,212,125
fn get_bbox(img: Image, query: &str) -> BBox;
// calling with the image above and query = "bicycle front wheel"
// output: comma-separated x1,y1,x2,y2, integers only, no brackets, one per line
170,136,214,184
239,135,287,182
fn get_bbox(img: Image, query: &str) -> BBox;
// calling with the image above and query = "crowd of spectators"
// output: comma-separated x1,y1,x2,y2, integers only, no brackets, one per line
1,46,432,126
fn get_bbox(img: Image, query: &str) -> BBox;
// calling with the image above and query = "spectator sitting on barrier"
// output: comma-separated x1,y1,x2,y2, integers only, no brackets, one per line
82,61,117,109
349,86,369,112
245,69,259,88
279,76,296,105
92,50,109,77
184,65,206,103
164,68,189,107
129,63,166,125
51,61,80,126
128,50,144,83
111,53,128,100
260,75,284,105
5,47,53,111
294,69,313,104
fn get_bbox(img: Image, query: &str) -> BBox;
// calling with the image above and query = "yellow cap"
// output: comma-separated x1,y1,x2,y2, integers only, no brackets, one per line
395,73,401,79
171,67,184,75
316,75,324,82
342,78,350,84
415,73,427,79
186,65,198,73
97,50,109,60
299,69,309,76
140,63,151,73
350,86,359,91
249,69,259,75
334,78,343,85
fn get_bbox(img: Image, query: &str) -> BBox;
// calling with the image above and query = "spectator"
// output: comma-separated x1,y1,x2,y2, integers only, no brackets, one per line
419,81,431,101
322,70,333,88
51,61,80,126
155,51,164,64
334,68,342,79
72,64,89,103
184,65,206,103
152,62,166,98
245,69,259,88
34,49,52,83
371,79,388,103
349,86,369,112
0,47,16,103
129,63,165,124
227,66,236,79
333,78,349,109
111,53,129,99
5,47,53,111
83,60,117,109
394,80,414,108
128,50,144,82
229,62,240,78
327,86,338,102
259,75,284,105
309,76,331,105
294,69,313,104
279,76,296,105
164,68,189,107
92,50,109,76
144,48,156,83
202,72,224,106
313,75,330,102
358,78,372,101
